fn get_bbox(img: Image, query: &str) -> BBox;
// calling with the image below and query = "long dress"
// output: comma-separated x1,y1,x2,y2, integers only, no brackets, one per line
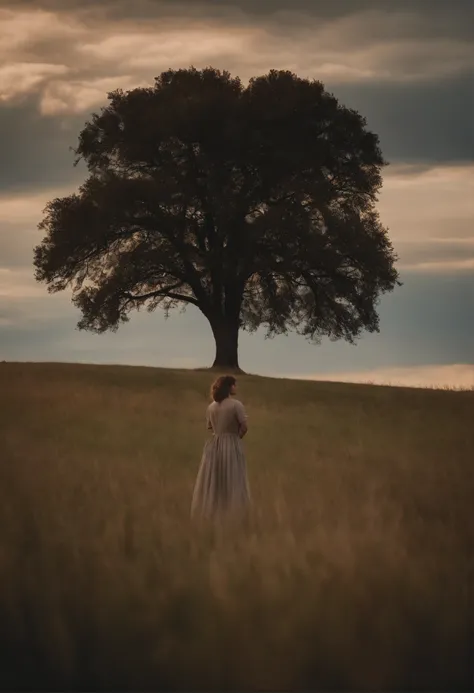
191,397,251,521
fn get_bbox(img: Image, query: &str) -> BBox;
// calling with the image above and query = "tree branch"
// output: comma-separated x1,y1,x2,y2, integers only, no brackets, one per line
123,283,200,307
166,292,200,306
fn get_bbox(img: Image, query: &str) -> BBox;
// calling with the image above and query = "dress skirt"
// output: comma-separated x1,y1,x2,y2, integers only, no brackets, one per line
191,433,251,521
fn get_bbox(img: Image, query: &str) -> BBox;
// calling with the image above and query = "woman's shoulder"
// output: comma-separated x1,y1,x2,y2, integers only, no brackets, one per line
208,398,244,409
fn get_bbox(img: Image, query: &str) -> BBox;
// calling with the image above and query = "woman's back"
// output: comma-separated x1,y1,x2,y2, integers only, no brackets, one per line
207,398,246,436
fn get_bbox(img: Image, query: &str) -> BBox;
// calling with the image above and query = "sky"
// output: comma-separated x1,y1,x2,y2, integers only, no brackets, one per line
0,0,473,388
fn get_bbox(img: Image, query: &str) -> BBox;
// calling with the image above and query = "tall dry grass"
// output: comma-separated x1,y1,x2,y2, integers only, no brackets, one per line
0,362,473,690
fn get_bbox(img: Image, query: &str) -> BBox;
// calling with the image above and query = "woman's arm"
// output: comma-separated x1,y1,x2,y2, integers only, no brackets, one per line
235,400,248,439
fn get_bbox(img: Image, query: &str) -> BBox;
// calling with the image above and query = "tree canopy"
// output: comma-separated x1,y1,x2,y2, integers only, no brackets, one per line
34,67,400,370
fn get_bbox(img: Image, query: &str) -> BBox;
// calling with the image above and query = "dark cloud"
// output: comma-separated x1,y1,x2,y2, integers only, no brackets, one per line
0,97,86,193
333,71,473,164
2,1,472,57
178,0,473,43
375,271,474,365
5,0,472,36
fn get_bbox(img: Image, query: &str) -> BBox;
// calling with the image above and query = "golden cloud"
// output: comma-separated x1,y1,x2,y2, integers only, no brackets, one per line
0,6,472,114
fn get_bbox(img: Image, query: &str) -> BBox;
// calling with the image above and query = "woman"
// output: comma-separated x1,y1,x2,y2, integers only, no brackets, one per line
191,375,251,522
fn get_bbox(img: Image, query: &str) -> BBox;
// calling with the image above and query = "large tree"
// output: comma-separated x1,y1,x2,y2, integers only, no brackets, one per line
34,67,399,371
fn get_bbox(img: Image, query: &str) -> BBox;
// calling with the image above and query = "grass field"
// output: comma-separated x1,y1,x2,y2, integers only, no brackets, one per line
0,361,473,691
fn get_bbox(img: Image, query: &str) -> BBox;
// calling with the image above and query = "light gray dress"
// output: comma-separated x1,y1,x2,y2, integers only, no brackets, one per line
191,397,251,521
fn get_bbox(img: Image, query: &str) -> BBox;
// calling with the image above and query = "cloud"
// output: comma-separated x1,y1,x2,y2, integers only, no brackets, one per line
0,267,47,298
401,260,474,272
335,71,473,164
0,188,65,224
0,7,81,53
73,10,472,83
395,239,474,273
286,363,474,390
4,0,471,37
79,25,258,70
0,3,471,114
0,62,68,101
377,165,474,271
39,74,140,115
380,165,474,240
0,185,77,266
0,97,86,192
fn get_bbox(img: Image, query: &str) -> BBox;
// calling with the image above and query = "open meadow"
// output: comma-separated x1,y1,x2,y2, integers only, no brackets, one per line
0,361,473,690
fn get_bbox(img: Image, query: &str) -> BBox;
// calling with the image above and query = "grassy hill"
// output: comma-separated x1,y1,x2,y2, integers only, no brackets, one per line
0,362,472,690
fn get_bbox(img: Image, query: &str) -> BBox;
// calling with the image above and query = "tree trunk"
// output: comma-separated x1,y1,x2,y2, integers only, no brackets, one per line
210,316,241,371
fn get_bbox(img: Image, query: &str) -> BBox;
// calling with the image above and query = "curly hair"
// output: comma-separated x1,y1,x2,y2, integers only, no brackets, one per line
210,375,236,403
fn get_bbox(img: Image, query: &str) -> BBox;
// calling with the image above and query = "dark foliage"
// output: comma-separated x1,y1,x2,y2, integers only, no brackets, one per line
34,67,399,368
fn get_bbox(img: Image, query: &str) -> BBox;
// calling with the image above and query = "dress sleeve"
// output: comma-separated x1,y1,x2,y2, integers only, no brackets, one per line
234,400,248,426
